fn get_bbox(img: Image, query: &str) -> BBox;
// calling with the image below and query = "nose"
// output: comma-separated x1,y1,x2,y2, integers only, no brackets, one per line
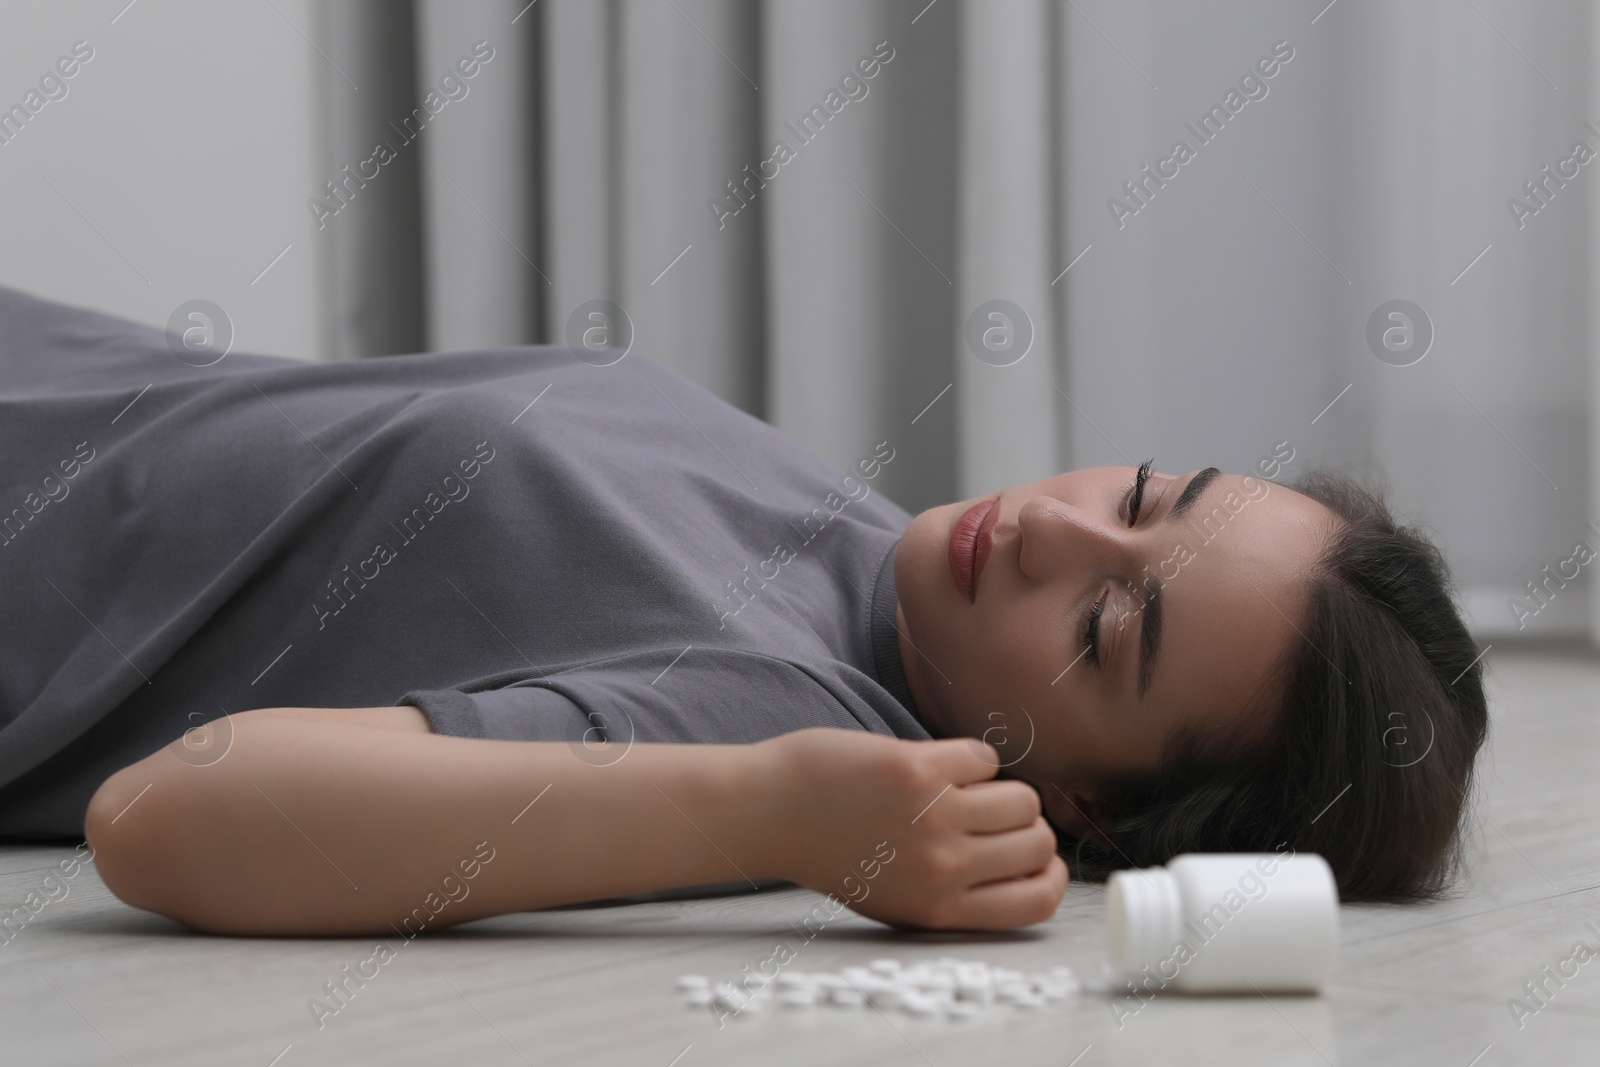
1015,494,1138,583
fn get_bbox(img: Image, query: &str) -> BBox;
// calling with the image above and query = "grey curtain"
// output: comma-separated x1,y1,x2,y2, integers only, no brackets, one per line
314,0,1068,514
313,0,1597,641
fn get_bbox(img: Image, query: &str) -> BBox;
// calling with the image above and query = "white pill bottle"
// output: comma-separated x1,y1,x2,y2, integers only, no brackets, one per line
1106,852,1338,993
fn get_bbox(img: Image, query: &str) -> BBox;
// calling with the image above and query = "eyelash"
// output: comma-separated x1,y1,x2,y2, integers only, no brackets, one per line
1083,590,1107,666
1084,459,1154,667
1124,458,1154,526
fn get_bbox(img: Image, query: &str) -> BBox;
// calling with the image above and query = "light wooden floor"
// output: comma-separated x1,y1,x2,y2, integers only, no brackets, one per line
1,644,1595,1066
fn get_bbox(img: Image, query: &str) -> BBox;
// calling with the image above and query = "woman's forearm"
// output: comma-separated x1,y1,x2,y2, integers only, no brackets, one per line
86,715,786,936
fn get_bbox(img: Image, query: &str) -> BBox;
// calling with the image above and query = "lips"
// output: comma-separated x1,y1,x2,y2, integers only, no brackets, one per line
948,497,1000,603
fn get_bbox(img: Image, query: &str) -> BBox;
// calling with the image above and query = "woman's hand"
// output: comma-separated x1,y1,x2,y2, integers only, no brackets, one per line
754,728,1068,930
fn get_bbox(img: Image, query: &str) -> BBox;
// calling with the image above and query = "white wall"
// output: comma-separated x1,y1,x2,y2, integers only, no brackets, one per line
0,0,322,362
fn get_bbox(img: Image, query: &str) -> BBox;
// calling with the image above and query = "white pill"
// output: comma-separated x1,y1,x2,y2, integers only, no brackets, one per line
852,976,886,995
779,990,817,1009
842,966,873,984
1013,993,1045,1009
675,975,710,990
956,981,993,1004
871,958,902,974
816,974,848,990
685,989,713,1007
865,985,904,1009
901,992,938,1015
831,988,866,1007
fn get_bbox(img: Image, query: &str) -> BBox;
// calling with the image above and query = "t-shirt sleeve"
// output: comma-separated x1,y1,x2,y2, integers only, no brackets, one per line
396,647,903,745
396,685,583,740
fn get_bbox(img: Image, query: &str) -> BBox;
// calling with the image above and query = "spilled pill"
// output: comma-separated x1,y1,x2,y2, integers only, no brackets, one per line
675,956,1078,1021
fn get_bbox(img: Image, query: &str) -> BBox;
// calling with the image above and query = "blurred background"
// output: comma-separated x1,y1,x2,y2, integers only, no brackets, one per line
1,0,1593,643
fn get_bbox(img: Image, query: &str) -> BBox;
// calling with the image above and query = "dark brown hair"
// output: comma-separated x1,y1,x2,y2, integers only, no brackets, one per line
1059,469,1489,902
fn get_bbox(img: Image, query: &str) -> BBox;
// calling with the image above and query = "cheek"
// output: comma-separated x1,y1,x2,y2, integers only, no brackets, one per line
961,604,1071,705
1010,597,1074,668
919,608,1065,736
1021,685,1134,787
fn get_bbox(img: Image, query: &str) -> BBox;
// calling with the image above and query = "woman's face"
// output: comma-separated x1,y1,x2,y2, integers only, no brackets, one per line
893,465,1336,841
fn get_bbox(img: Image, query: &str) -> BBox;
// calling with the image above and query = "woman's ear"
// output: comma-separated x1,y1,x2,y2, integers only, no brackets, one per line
1041,783,1113,847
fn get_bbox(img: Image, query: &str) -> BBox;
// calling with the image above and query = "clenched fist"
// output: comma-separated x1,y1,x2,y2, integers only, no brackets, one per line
750,728,1068,930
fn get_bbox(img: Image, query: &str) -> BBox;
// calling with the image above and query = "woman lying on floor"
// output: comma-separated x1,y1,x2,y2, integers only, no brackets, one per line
0,287,1487,936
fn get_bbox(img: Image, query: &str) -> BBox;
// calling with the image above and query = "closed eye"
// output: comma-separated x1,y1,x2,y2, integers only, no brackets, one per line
1125,458,1153,525
1083,589,1108,666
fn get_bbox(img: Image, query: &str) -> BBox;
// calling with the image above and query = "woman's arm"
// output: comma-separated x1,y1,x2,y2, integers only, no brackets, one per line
85,708,1066,936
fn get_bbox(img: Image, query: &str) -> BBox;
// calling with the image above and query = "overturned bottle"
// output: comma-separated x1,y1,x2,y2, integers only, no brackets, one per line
1106,852,1338,993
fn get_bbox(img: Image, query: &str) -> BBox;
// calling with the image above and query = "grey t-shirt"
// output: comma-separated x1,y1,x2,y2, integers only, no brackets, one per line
0,286,927,838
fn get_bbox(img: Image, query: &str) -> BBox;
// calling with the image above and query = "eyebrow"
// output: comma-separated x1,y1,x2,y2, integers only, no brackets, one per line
1169,466,1222,518
1137,467,1221,699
